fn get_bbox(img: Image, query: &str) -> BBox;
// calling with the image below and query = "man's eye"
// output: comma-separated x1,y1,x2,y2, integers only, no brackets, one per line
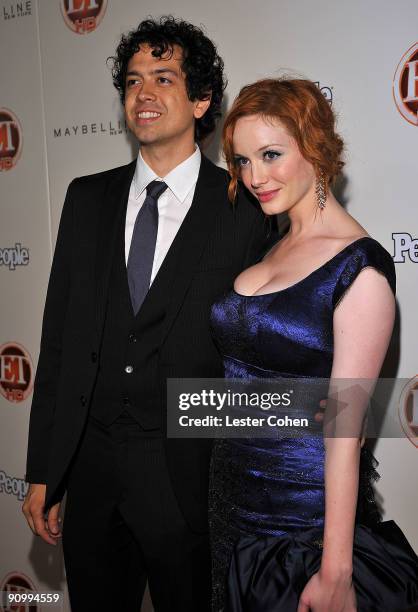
127,79,140,87
158,77,172,84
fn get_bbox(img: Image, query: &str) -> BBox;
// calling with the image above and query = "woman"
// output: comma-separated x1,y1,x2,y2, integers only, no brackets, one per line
209,79,417,611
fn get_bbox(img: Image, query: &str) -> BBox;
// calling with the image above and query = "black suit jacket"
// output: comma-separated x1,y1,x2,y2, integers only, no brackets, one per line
25,154,274,532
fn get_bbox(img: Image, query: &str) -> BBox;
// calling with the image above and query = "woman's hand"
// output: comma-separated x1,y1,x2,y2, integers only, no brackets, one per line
297,568,357,612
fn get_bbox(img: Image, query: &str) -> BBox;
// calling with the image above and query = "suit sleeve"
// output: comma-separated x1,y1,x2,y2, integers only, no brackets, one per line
25,180,76,483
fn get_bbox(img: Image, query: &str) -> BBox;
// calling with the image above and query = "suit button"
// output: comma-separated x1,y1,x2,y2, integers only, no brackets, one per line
91,352,97,362
123,397,130,405
80,395,87,406
128,333,137,343
125,365,133,374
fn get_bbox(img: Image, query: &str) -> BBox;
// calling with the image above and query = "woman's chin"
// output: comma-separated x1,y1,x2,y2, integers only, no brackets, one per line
259,200,288,216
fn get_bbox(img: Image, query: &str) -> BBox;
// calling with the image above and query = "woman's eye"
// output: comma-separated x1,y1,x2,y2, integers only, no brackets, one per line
264,150,281,161
235,157,249,167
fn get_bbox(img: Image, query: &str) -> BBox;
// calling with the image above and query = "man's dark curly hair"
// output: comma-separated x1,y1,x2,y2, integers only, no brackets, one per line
109,15,226,142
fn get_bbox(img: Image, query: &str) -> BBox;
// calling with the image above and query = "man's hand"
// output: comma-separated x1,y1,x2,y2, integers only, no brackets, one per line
315,399,366,446
315,398,327,422
22,483,62,546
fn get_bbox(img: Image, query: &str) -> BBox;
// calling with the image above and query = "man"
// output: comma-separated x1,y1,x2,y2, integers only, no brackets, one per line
22,16,272,611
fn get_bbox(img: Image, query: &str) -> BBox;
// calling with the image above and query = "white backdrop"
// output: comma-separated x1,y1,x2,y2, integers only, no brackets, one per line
1,1,417,609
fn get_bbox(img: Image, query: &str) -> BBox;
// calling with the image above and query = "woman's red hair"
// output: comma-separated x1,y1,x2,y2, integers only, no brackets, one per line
222,78,344,201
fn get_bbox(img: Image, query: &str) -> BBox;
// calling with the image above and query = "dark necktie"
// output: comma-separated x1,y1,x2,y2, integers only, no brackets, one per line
127,179,168,315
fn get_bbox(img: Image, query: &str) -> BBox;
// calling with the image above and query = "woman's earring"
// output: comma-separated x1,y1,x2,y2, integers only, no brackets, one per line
315,173,327,209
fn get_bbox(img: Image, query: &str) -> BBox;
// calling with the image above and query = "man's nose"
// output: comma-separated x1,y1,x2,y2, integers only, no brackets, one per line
136,82,157,102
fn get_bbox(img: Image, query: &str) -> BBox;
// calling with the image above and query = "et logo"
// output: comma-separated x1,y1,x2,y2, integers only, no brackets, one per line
392,233,418,263
0,571,39,611
61,0,107,34
393,42,418,126
399,376,418,448
0,108,22,171
0,342,34,403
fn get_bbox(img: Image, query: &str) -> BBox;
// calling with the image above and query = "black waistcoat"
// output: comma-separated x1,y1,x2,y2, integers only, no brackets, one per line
89,198,162,430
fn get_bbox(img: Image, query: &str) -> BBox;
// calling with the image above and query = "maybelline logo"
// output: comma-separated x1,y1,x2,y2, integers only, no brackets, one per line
2,1,32,20
53,119,128,138
0,243,29,270
393,233,418,263
314,81,333,105
0,470,28,501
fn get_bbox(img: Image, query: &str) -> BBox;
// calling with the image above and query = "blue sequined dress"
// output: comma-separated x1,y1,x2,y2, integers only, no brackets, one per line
208,237,397,611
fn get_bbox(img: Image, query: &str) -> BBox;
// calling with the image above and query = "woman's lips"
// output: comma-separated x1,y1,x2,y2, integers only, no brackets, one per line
257,189,280,203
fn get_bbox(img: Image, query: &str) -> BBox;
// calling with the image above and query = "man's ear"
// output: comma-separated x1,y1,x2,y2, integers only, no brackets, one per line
194,94,212,119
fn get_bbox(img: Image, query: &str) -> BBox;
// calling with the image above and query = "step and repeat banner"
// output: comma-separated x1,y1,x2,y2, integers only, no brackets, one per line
1,0,417,610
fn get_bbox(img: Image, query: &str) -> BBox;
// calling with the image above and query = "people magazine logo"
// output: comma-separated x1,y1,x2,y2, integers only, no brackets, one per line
392,233,418,263
0,470,28,501
0,572,39,612
61,0,107,35
0,342,33,403
314,81,333,106
399,376,418,448
0,108,22,171
393,42,418,126
0,243,30,270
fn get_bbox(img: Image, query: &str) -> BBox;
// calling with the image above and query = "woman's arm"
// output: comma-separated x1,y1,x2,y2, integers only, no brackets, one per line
298,267,395,612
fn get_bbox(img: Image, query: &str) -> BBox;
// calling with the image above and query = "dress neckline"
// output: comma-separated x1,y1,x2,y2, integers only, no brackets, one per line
233,236,375,298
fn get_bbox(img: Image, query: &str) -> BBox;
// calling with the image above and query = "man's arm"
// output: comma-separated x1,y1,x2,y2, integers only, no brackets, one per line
25,180,76,483
23,180,76,546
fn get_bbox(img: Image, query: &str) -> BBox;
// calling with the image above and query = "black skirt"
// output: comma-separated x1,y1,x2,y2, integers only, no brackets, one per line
228,521,418,612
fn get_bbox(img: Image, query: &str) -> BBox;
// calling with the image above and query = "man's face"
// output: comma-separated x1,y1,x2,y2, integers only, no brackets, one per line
124,44,207,148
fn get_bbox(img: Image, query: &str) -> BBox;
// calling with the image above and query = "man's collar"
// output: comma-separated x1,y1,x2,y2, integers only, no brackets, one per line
133,145,201,203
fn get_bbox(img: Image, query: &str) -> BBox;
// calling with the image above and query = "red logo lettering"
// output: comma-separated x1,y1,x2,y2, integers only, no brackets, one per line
61,0,106,34
393,42,418,125
0,342,33,402
0,109,22,171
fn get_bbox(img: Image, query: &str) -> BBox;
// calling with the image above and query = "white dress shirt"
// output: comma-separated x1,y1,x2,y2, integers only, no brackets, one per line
125,145,201,284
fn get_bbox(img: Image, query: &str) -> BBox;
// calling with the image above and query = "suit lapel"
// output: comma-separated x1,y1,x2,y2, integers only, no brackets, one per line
134,155,226,344
94,160,136,338
94,155,227,349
